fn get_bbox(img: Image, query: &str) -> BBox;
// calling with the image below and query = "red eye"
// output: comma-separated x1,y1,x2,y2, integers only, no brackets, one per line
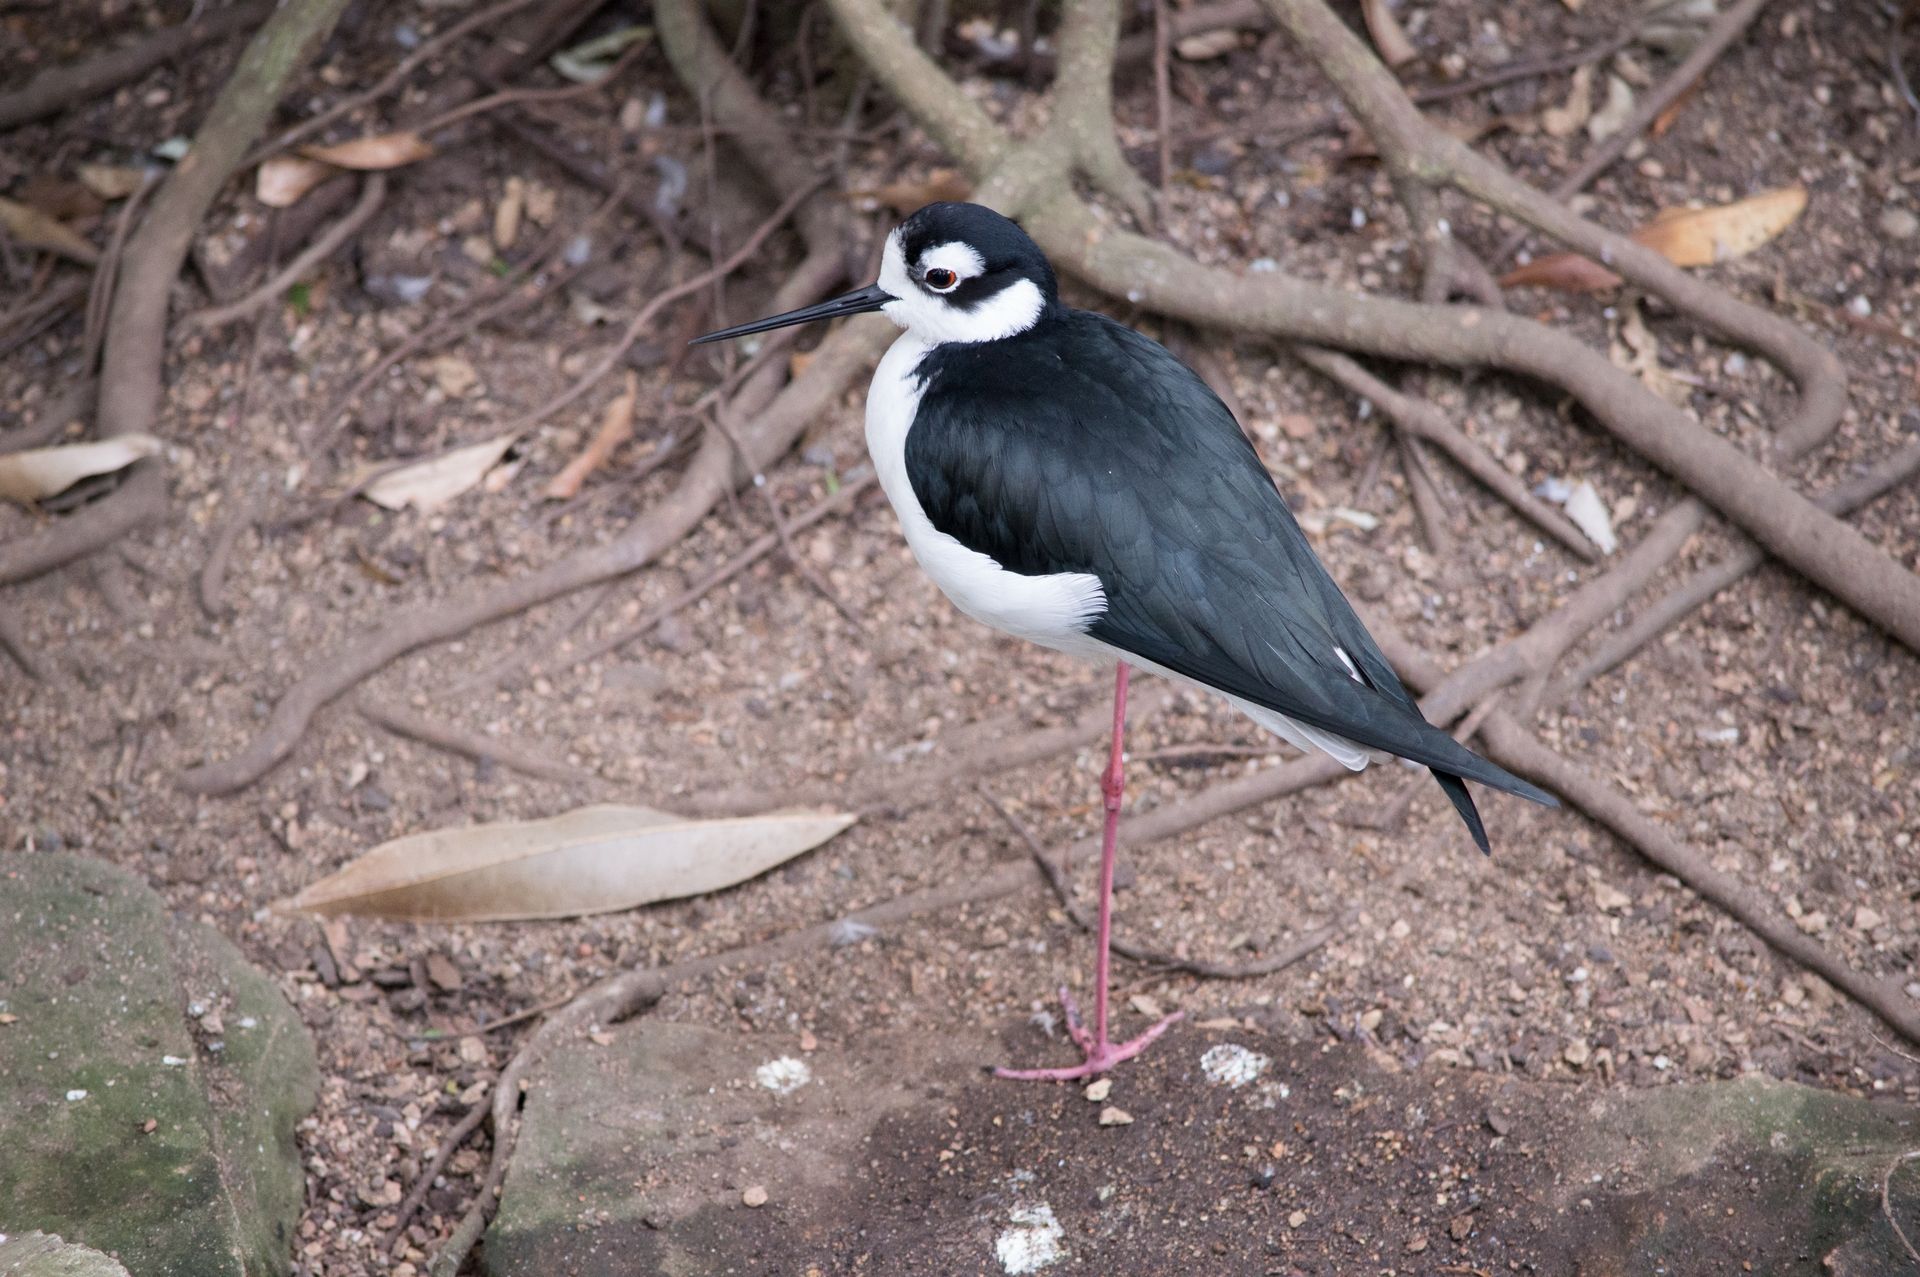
924,268,958,291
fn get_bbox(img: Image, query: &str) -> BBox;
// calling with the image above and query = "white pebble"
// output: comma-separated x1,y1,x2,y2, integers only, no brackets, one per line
754,1056,811,1095
1200,1043,1270,1089
995,1203,1065,1273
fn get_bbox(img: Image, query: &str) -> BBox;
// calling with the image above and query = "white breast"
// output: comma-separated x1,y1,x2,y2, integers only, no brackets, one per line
863,332,1108,653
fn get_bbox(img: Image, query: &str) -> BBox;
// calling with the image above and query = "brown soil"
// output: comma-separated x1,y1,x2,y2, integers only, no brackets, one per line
2,1,1918,1274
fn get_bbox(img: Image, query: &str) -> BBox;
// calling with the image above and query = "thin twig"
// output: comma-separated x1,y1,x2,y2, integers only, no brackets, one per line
563,471,877,670
183,174,387,332
383,1089,494,1253
252,0,546,160
410,40,647,139
1153,0,1174,198
978,783,1342,980
358,699,604,787
1884,1150,1920,1264
499,175,828,439
706,403,865,628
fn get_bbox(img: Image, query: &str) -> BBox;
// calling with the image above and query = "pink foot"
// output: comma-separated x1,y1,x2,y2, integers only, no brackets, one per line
993,986,1184,1081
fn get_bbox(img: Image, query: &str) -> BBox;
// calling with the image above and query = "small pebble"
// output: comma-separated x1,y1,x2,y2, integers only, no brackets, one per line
742,1185,768,1208
1098,1105,1133,1127
1846,295,1872,318
1288,1210,1307,1228
1879,207,1919,240
1083,1078,1112,1103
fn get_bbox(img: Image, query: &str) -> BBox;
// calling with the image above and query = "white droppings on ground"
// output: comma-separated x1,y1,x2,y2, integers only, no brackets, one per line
995,1202,1065,1273
754,1056,812,1095
1200,1043,1270,1089
64,1089,87,1102
1256,1079,1292,1109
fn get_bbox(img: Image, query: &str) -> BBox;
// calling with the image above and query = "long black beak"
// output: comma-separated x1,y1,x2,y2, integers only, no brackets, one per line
688,282,892,346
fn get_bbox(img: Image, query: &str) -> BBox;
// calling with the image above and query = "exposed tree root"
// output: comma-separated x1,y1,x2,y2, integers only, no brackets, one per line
0,1,272,130
0,465,169,588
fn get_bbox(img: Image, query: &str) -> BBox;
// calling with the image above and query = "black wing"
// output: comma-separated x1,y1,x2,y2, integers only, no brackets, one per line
904,309,1556,853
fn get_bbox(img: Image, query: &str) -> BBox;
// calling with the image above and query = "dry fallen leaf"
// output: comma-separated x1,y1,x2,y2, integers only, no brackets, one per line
1360,0,1418,69
1540,64,1594,139
1562,480,1618,555
256,155,338,208
544,371,638,499
1585,72,1636,141
362,434,516,512
1611,298,1688,405
494,176,526,251
1174,28,1243,60
299,131,433,171
273,804,858,921
18,174,101,221
0,196,98,265
1634,185,1808,267
1498,252,1624,293
77,163,147,200
429,353,480,398
1500,186,1808,294
549,23,652,84
0,434,163,504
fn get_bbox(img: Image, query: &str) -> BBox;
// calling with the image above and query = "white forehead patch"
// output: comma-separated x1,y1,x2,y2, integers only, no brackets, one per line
876,229,1044,346
920,241,986,278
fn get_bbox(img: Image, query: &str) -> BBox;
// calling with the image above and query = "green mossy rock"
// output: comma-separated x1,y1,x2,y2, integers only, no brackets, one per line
0,1231,132,1277
0,854,318,1277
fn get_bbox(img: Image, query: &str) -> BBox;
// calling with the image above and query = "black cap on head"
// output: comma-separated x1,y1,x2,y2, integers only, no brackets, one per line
899,202,1058,303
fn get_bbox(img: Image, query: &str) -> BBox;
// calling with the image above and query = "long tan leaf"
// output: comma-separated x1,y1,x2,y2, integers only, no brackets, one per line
274,804,857,921
0,196,98,265
1633,185,1808,267
0,434,163,504
362,434,516,512
300,131,433,171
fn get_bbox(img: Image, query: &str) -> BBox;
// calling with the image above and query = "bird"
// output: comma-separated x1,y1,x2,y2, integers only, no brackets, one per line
691,201,1557,1081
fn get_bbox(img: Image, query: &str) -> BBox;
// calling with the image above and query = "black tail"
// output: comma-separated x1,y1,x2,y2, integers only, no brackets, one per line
1433,765,1556,856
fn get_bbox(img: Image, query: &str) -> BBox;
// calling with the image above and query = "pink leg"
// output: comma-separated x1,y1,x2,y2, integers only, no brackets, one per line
996,662,1184,1081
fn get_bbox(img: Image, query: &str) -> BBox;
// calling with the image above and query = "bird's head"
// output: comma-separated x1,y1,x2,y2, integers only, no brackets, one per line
690,201,1056,349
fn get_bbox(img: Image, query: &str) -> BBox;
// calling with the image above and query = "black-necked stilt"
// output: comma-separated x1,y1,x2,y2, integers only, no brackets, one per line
693,202,1557,1081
